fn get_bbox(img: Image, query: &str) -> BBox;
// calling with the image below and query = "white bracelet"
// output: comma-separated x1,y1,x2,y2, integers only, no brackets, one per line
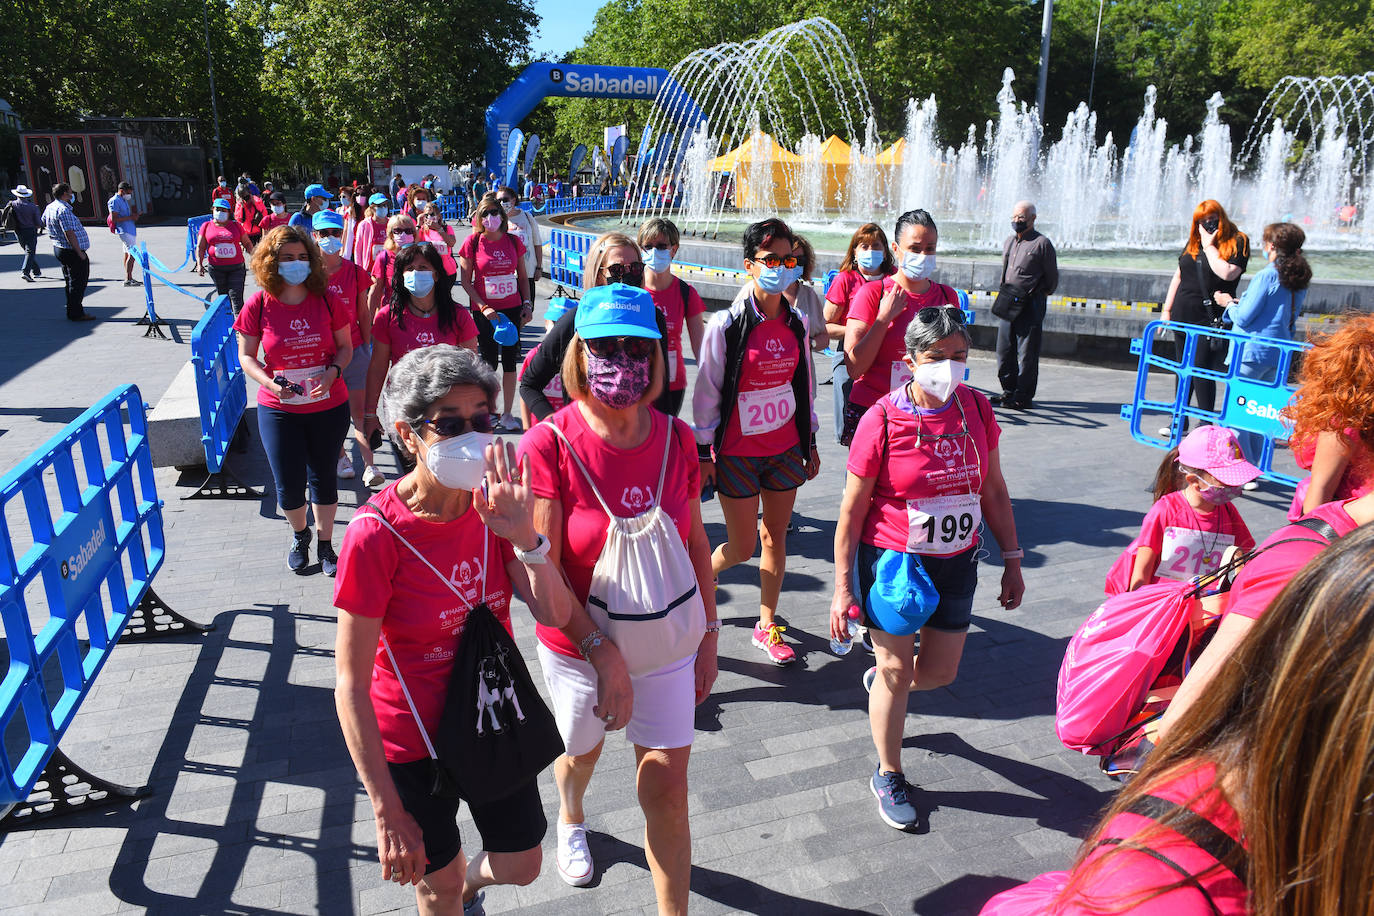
1002,549,1024,560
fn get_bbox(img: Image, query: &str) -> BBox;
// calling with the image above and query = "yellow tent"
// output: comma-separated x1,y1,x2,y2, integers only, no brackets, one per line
818,134,852,163
707,132,803,210
875,139,906,166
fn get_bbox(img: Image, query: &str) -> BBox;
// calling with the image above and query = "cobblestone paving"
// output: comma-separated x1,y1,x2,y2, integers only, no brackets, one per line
0,227,1296,914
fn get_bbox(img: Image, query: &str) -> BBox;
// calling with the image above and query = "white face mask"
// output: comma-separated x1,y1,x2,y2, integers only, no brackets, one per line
271,204,285,214
213,210,230,222
900,251,936,281
912,358,967,403
423,431,492,491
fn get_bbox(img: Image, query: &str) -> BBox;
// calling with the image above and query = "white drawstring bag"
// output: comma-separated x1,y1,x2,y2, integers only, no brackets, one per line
550,419,706,677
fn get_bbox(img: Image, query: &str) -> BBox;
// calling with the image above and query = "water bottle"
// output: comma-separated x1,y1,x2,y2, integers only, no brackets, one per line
829,605,863,655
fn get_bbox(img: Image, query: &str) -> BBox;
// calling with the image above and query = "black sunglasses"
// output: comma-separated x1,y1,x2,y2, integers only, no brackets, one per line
419,413,498,438
584,336,655,360
315,228,343,238
604,262,645,283
750,254,799,269
497,196,516,204
915,305,967,326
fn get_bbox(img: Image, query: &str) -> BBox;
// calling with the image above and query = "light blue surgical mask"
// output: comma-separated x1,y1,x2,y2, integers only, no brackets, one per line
856,248,885,272
755,266,790,294
279,260,311,286
374,206,389,219
900,251,936,281
642,247,671,273
403,270,435,297
316,236,343,255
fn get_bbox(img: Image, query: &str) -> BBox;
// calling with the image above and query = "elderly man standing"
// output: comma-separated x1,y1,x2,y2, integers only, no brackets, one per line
42,182,96,322
991,201,1057,410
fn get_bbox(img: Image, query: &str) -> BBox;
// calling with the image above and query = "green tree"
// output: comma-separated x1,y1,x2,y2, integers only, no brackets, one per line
1215,0,1374,90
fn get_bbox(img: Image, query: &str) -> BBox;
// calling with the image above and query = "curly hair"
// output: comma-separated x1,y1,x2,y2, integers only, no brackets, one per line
251,225,327,297
1285,313,1374,461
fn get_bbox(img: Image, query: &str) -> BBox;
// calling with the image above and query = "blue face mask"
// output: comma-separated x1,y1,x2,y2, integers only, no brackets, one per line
755,265,790,294
279,260,311,286
642,247,671,273
856,248,885,271
403,270,435,297
316,236,343,255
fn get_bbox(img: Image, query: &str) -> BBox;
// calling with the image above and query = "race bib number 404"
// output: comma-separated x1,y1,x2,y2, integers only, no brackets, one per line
906,493,980,555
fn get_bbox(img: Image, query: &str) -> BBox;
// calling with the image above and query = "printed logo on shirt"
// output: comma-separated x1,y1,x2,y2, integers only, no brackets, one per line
933,437,964,466
415,330,436,347
423,644,455,662
289,317,310,335
451,556,483,603
764,337,786,359
620,486,654,514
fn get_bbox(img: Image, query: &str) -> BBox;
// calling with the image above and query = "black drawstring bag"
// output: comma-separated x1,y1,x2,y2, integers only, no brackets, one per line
435,601,565,802
360,504,564,803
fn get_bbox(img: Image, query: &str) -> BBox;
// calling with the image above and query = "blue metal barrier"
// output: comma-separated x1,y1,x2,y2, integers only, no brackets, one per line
0,385,208,828
438,194,470,222
185,216,212,268
1121,320,1308,485
549,227,593,288
185,295,259,499
136,244,168,338
822,269,839,297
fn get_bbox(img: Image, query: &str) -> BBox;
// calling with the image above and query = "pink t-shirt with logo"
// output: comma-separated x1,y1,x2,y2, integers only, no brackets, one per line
234,289,349,413
1136,490,1255,584
648,280,706,393
372,303,478,365
720,316,801,458
325,260,371,348
847,277,961,408
199,220,246,266
334,485,516,763
459,232,526,310
519,345,563,416
370,248,399,293
518,405,701,659
847,385,999,555
825,269,884,322
420,227,459,276
353,218,388,273
1226,498,1360,621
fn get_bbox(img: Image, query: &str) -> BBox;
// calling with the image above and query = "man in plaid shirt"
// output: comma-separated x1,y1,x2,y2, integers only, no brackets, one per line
42,182,95,322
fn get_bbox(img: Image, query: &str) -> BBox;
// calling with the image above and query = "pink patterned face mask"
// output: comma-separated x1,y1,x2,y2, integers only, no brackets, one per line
586,350,651,409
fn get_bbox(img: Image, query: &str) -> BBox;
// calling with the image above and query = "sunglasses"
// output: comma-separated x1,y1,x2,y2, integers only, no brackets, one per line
642,241,671,251
751,254,799,269
497,196,516,204
419,413,498,438
584,336,655,360
604,262,645,283
915,306,967,326
315,229,343,238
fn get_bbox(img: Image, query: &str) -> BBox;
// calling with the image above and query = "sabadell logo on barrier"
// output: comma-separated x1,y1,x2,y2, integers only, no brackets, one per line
559,71,661,96
1234,395,1285,422
60,519,108,581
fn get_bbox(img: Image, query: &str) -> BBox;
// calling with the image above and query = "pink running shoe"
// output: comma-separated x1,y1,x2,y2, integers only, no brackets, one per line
752,621,796,665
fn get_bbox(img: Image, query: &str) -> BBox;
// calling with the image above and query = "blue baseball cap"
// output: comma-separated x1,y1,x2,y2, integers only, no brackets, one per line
368,192,389,206
312,209,345,231
211,197,232,210
304,183,334,202
574,284,661,340
543,296,574,324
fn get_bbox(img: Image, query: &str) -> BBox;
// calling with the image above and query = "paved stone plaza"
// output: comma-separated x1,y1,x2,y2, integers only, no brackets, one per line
0,226,1296,915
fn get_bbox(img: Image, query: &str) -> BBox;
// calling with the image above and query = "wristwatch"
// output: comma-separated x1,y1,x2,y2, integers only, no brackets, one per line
514,533,551,565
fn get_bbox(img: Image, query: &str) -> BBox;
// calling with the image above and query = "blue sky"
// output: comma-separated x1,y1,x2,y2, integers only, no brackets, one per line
529,0,604,60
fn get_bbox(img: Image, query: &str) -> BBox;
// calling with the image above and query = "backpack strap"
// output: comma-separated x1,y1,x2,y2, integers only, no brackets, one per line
547,422,615,516
354,502,482,610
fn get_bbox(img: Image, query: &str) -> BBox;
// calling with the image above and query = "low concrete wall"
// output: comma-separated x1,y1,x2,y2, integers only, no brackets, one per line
147,360,206,469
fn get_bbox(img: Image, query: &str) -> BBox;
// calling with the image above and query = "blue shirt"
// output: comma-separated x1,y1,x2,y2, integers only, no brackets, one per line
42,199,89,250
107,194,135,234
9,199,40,229
1226,261,1306,370
288,210,310,230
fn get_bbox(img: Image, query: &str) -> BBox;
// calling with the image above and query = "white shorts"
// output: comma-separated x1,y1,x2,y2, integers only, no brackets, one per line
117,231,137,250
537,642,696,757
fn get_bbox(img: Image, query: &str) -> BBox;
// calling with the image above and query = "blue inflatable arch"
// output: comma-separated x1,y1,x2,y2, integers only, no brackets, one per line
484,63,705,180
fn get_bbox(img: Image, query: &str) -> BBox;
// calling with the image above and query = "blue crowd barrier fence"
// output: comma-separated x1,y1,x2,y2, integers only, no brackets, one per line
185,295,260,499
0,385,208,828
1121,320,1309,486
549,227,593,288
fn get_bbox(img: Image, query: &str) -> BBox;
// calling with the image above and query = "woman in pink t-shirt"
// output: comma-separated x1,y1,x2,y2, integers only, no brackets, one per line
352,193,392,274
842,209,961,445
365,214,417,324
638,216,706,416
826,223,895,442
364,244,479,483
335,345,577,914
985,523,1374,916
516,284,717,909
196,198,253,314
234,225,353,575
460,192,530,430
695,217,819,666
832,306,1023,832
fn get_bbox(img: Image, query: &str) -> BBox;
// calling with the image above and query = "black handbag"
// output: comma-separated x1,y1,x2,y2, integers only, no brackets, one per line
991,282,1031,322
363,505,564,802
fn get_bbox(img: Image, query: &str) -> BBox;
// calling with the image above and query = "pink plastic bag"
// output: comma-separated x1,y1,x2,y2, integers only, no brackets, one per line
1056,580,1197,754
1103,535,1143,596
979,871,1070,914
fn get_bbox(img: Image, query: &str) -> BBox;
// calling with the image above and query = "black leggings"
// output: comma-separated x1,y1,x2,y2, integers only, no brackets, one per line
475,305,524,373
1171,325,1229,414
257,401,351,511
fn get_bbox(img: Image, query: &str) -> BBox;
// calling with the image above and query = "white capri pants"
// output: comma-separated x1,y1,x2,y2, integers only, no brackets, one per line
537,642,697,756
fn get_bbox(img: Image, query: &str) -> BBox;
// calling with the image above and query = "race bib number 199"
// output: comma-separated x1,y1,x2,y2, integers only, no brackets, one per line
906,493,980,555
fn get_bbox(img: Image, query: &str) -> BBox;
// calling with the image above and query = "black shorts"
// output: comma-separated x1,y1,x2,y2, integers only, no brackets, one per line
386,759,547,873
855,541,979,633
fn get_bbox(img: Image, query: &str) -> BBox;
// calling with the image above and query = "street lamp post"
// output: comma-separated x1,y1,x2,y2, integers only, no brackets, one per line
201,0,225,178
1035,0,1054,126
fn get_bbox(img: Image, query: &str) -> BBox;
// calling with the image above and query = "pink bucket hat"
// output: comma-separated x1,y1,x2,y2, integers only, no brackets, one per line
1178,425,1261,486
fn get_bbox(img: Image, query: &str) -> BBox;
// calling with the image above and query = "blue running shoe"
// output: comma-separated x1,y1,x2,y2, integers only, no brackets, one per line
871,767,919,831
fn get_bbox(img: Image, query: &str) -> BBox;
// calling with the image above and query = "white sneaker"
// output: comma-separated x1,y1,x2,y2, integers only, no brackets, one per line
556,820,594,887
500,412,522,432
1242,480,1260,492
362,465,385,490
1157,426,1174,438
336,455,356,479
